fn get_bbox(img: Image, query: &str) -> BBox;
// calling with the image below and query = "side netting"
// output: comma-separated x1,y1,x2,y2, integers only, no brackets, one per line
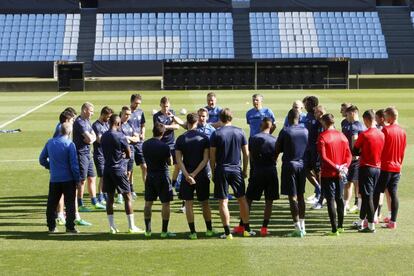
250,0,376,11
0,0,79,13
97,0,232,12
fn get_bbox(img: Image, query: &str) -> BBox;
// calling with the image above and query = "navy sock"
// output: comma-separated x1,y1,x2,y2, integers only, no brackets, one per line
103,193,108,201
162,219,169,233
97,193,103,202
188,222,196,234
224,225,230,235
77,198,84,207
91,197,97,205
145,219,151,232
315,185,321,197
205,220,212,231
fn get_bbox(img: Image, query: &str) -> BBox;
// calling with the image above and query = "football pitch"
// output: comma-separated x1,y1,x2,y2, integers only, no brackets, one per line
0,89,413,275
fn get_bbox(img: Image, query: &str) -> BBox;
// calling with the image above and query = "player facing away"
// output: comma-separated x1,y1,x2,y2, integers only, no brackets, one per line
317,114,352,236
153,96,185,194
246,93,276,137
40,122,80,234
142,123,175,238
210,108,253,239
303,96,323,208
276,110,309,237
245,117,279,237
73,102,102,211
176,113,217,239
373,108,391,221
53,108,77,226
373,107,406,229
352,110,385,233
129,94,147,197
120,106,140,199
205,92,222,129
342,105,366,215
101,114,144,234
92,106,113,206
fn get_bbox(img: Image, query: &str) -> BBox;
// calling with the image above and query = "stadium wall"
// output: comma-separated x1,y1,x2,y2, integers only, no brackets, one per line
0,0,79,13
250,0,376,11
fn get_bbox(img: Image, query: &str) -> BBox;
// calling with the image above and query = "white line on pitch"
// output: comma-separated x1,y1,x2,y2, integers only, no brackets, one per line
0,159,37,163
0,92,69,129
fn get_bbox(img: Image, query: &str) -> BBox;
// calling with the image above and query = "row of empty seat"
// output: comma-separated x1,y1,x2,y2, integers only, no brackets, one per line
94,13,235,61
250,12,388,59
0,14,79,61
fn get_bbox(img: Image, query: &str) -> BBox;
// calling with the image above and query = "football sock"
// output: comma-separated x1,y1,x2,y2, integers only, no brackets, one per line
299,219,305,232
78,198,84,207
239,219,244,227
244,223,251,232
107,214,115,228
91,197,97,205
224,225,230,235
127,214,135,229
145,219,151,232
262,219,269,228
162,219,169,233
205,220,212,231
188,222,196,234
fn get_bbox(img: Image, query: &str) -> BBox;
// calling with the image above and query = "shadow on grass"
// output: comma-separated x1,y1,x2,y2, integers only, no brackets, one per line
0,194,360,239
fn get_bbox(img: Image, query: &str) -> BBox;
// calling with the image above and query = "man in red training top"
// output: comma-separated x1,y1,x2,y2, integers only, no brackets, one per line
317,114,352,236
373,107,406,229
353,110,385,233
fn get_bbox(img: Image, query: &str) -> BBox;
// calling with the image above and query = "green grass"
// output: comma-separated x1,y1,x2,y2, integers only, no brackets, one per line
1,89,414,275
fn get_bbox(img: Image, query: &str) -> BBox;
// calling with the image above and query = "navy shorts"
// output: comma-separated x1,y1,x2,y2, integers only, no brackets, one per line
246,166,279,201
145,172,173,203
375,170,400,195
134,142,145,166
306,149,320,173
93,155,105,177
281,163,306,196
103,169,130,194
347,159,359,182
78,153,96,181
321,177,343,200
358,166,380,197
213,168,245,199
179,171,210,201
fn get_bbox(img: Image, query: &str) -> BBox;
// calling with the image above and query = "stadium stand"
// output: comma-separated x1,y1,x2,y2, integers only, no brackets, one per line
94,12,235,61
250,12,388,59
0,13,80,62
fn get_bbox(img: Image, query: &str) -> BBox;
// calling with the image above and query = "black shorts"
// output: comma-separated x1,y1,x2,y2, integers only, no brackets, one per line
246,166,279,201
281,163,306,196
93,155,105,177
134,142,145,166
321,177,343,200
358,166,380,197
213,168,245,199
375,170,400,194
145,172,173,203
306,148,320,172
347,159,359,182
179,171,210,201
78,153,96,181
103,169,130,194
